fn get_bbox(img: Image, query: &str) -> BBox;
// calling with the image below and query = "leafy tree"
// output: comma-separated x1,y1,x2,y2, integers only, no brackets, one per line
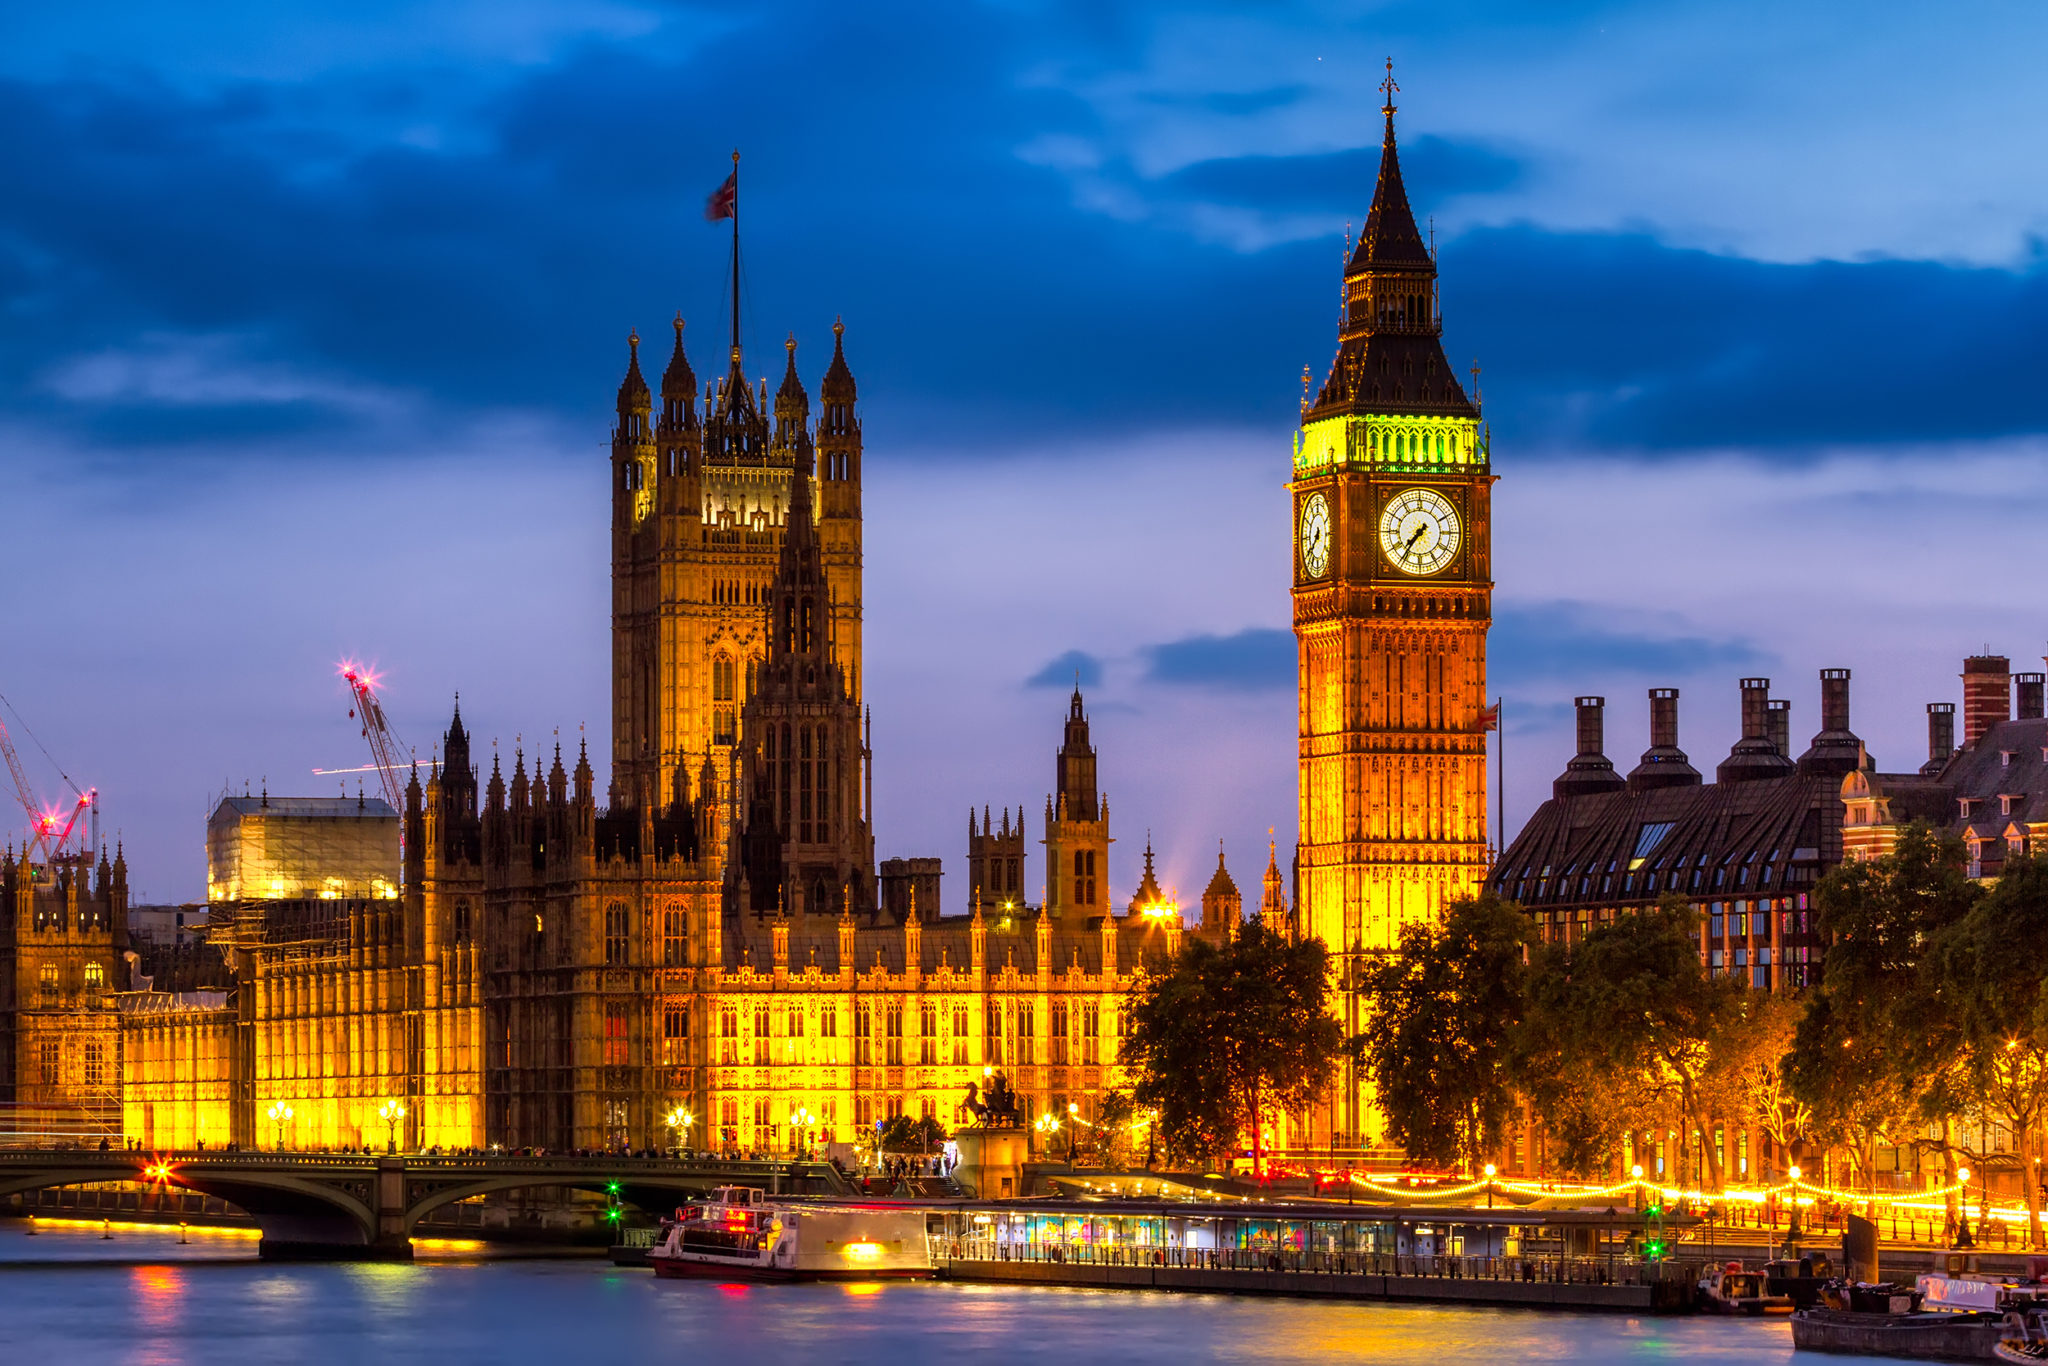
1786,826,1977,1187
877,1112,947,1153
1520,895,1746,1187
1121,922,1347,1174
1708,989,1811,1174
1359,894,1531,1171
1933,856,2048,1248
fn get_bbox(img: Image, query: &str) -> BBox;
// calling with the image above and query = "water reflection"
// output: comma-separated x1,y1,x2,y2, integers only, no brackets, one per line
0,1255,1802,1366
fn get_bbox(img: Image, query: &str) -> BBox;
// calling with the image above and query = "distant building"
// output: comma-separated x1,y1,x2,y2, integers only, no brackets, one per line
1842,655,2048,876
205,792,400,902
1,848,128,1139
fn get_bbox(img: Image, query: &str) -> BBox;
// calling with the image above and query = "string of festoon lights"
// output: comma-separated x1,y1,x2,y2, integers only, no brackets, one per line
1247,1162,2013,1220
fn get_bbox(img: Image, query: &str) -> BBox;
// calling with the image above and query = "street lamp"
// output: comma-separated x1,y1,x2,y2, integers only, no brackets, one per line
1034,1112,1060,1160
1484,1163,1497,1210
379,1100,406,1155
267,1102,293,1152
1066,1102,1080,1165
665,1107,695,1154
789,1106,816,1158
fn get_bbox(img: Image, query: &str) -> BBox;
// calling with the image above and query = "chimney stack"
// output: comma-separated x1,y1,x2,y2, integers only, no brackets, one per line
1719,677,1796,784
1628,688,1702,794
1798,668,1866,779
1962,655,2011,747
1554,696,1627,799
1650,688,1679,750
2017,673,2045,722
1765,699,1791,756
1924,702,1956,775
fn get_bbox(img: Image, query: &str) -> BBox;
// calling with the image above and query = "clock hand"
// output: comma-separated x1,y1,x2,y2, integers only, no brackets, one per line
1403,524,1428,553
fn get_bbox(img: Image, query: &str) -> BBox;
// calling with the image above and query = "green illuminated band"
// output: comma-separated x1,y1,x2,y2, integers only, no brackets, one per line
1293,414,1486,476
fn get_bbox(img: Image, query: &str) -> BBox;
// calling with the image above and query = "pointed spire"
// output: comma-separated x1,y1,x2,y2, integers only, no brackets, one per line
1204,840,1239,900
662,312,696,398
775,332,808,421
617,329,650,411
821,317,856,402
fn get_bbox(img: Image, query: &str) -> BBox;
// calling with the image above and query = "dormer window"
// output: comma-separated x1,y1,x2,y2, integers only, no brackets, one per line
2001,794,2024,817
1960,797,1981,818
2002,751,2016,768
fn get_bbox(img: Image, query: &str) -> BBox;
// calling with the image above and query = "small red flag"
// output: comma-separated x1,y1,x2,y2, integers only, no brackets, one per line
1481,701,1501,732
705,171,737,221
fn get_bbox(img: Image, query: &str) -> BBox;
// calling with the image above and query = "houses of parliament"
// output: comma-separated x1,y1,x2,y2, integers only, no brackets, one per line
3,89,1487,1157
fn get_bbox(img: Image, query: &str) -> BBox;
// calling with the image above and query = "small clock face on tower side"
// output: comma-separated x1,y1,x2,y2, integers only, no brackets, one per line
1299,492,1331,579
1379,487,1462,575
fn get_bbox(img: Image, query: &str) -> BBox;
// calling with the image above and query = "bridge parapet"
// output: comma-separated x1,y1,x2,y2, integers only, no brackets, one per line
0,1152,856,1260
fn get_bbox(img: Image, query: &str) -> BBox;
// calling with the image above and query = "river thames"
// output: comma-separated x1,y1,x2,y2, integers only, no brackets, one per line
0,1223,1866,1364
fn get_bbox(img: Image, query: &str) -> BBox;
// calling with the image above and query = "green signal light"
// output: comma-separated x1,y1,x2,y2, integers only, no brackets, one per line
607,1182,620,1194
607,1208,621,1221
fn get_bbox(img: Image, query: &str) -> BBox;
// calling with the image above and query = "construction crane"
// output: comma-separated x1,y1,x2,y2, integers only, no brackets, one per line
0,691,97,864
337,661,413,815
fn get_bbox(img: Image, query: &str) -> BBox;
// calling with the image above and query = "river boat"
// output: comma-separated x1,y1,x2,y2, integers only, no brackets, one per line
1698,1261,1790,1314
1789,1273,2048,1361
1792,1304,2005,1361
645,1186,932,1282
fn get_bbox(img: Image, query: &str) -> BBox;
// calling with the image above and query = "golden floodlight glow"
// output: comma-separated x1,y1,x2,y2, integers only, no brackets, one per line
841,1241,882,1263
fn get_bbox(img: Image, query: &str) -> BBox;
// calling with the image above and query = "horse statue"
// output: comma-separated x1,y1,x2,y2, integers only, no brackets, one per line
962,1071,1023,1128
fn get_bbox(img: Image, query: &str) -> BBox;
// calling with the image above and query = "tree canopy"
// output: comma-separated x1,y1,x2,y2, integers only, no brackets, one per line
1359,894,1530,1170
1120,922,1347,1172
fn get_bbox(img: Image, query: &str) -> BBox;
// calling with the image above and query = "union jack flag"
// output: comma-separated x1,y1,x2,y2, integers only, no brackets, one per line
705,171,737,221
1481,701,1501,732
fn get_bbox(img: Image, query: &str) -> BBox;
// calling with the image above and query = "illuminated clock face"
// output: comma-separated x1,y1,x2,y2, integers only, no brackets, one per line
1379,488,1461,575
1299,493,1331,579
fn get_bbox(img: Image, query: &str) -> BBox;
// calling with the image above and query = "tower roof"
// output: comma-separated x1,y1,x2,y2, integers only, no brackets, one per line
616,329,649,411
661,313,695,398
1307,66,1478,424
821,318,856,402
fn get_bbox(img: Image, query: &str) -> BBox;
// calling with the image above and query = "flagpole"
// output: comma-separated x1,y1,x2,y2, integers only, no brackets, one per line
730,148,741,362
1496,696,1505,861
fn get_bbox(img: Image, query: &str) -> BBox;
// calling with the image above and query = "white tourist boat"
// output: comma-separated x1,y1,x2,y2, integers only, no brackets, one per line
646,1186,933,1282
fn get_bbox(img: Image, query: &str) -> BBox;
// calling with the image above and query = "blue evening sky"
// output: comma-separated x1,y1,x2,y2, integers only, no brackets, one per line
2,0,2044,904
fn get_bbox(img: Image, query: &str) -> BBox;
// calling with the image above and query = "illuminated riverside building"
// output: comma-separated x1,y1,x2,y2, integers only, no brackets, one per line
106,305,1233,1154
1291,72,1493,1146
1490,656,2048,1177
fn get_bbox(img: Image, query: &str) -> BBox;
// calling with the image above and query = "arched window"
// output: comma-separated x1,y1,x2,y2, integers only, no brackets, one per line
84,962,104,989
713,655,735,702
604,902,630,966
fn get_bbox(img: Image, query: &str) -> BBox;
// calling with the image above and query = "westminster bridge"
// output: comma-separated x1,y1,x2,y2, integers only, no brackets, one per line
0,1150,855,1260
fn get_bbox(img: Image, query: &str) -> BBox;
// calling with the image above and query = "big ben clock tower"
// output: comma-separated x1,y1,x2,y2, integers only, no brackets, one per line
1293,68,1492,1144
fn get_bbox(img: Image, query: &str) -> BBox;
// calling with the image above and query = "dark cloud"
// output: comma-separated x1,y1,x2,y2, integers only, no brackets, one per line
1026,650,1103,689
1451,228,2048,450
0,0,2045,465
1492,601,1768,682
1160,135,1521,214
1142,628,1293,691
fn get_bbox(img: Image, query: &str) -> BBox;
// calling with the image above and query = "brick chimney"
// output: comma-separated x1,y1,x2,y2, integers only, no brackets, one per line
1962,655,2011,748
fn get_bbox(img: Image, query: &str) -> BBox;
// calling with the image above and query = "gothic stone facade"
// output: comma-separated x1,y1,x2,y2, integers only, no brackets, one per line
114,319,1239,1154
